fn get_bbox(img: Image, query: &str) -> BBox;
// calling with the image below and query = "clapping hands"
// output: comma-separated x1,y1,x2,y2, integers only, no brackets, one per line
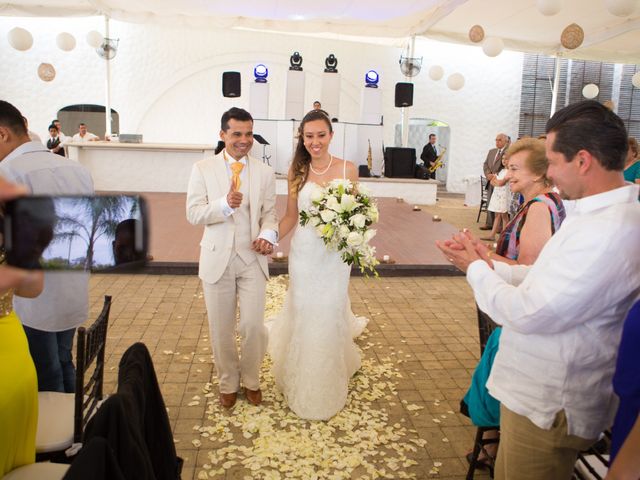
435,229,494,273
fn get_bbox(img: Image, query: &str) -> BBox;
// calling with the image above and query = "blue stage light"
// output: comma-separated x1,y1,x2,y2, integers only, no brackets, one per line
254,64,268,83
365,70,379,88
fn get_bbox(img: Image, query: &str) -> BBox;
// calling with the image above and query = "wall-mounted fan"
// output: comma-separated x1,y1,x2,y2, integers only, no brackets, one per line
96,38,119,60
399,56,422,77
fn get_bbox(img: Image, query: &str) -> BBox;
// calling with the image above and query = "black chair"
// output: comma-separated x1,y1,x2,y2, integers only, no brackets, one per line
35,295,112,459
477,176,489,223
573,431,611,480
465,307,500,480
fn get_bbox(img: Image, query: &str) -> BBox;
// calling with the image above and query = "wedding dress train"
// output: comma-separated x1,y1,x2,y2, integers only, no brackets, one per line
268,182,368,421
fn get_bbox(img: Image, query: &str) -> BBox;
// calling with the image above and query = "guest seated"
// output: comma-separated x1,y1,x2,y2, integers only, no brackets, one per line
458,137,567,466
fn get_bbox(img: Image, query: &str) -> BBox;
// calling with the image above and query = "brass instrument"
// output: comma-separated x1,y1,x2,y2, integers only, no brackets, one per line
367,139,373,171
428,145,447,173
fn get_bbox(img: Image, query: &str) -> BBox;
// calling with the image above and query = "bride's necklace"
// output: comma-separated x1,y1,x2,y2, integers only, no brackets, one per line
309,155,333,176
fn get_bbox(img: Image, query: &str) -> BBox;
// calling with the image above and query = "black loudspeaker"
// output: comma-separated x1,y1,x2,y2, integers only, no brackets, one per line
384,147,416,178
358,165,371,177
222,72,241,97
394,82,414,107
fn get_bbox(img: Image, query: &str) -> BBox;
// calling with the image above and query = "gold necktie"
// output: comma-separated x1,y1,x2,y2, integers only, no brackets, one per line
230,161,244,191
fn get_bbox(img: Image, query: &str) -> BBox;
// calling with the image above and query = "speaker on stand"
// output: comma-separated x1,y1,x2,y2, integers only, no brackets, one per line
394,83,414,107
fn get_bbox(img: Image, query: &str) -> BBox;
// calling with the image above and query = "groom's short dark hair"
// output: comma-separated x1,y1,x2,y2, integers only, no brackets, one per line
220,108,253,132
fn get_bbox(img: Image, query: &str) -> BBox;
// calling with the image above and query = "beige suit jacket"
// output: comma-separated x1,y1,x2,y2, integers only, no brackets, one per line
186,152,278,284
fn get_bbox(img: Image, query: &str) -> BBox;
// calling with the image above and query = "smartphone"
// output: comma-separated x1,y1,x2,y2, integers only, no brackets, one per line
2,195,148,272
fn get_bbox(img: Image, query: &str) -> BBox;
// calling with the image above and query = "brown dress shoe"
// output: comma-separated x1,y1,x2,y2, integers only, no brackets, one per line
219,392,237,409
244,388,262,406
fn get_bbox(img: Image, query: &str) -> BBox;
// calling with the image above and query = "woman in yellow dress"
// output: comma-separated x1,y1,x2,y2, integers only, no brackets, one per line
0,178,44,476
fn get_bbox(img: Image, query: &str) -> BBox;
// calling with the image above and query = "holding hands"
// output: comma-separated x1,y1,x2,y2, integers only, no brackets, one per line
252,238,273,256
435,229,494,273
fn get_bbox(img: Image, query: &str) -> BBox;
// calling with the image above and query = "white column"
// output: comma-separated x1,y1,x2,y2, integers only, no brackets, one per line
285,70,305,121
104,15,112,137
249,82,269,119
360,87,382,125
321,72,341,119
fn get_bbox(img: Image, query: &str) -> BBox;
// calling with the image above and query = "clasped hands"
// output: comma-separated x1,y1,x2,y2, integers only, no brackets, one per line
226,185,274,256
435,229,494,273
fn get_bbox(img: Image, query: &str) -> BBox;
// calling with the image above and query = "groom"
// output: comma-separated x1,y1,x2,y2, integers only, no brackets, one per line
186,107,278,408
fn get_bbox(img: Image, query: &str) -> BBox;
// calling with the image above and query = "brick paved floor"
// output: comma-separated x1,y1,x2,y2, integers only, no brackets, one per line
85,194,491,479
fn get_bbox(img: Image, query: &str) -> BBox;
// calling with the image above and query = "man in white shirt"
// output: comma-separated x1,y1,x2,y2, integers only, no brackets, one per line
0,100,94,393
437,100,640,479
71,123,99,142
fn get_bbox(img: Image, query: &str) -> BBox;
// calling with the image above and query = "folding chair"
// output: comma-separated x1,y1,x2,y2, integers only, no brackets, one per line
466,307,500,480
35,295,112,460
477,176,489,223
573,431,611,480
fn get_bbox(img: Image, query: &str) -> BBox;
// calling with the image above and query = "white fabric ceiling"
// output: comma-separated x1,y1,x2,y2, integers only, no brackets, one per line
1,0,639,63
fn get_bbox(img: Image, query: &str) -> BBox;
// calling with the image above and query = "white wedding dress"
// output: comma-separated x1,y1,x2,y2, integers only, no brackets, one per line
268,180,368,421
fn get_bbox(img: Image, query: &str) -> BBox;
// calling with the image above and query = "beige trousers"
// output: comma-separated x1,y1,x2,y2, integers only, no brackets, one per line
496,405,597,480
202,255,267,394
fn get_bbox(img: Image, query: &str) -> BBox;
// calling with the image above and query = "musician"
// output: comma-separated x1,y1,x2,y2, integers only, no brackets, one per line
420,134,438,179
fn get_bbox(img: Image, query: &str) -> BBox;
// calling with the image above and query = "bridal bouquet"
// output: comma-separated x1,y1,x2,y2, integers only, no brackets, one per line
299,179,379,276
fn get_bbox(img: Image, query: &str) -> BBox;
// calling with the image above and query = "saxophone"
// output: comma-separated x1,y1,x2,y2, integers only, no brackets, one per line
428,145,447,173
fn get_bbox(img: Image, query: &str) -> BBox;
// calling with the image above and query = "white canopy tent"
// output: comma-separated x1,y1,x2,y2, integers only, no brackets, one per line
2,0,639,63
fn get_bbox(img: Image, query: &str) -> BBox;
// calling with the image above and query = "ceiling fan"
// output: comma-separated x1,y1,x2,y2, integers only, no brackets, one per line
399,55,422,77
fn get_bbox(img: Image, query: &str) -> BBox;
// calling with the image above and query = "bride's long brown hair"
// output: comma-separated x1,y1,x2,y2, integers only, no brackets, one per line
290,110,333,195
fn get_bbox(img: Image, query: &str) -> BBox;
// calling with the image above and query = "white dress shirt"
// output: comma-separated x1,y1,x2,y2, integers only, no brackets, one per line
71,132,98,142
0,141,95,332
467,184,640,439
219,150,277,245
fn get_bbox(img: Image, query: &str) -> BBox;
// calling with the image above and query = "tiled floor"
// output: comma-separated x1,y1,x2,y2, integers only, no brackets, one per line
85,194,492,479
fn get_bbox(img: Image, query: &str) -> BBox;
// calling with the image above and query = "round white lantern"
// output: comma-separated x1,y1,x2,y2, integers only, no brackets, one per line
482,37,504,57
536,0,563,16
8,27,33,51
56,32,76,52
632,71,640,89
582,83,600,99
86,30,103,48
429,65,444,81
447,73,465,91
604,0,637,17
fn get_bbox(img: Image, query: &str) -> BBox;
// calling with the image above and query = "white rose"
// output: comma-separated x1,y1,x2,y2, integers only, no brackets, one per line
340,194,358,213
363,228,376,243
357,183,370,196
309,216,321,227
339,225,350,238
315,224,326,237
326,195,341,212
309,185,324,203
346,231,363,247
349,213,367,229
320,209,337,223
367,205,379,223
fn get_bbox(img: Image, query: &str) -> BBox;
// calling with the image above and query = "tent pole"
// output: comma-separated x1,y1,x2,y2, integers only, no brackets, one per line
550,54,561,117
401,35,415,148
104,15,113,138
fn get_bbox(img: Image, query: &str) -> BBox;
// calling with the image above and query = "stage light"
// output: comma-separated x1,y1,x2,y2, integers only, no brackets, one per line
254,64,268,83
324,54,338,73
365,70,379,88
289,51,303,71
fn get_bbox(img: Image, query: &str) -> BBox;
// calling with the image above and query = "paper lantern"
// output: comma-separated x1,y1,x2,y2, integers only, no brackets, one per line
605,0,637,17
632,71,640,89
38,63,56,82
561,23,584,49
468,25,485,43
447,73,465,91
429,65,444,81
536,0,563,16
86,30,103,48
56,32,76,52
8,27,33,51
482,37,504,57
582,83,599,99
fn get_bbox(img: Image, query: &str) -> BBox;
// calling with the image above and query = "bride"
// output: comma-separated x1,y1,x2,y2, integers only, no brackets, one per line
268,110,368,420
